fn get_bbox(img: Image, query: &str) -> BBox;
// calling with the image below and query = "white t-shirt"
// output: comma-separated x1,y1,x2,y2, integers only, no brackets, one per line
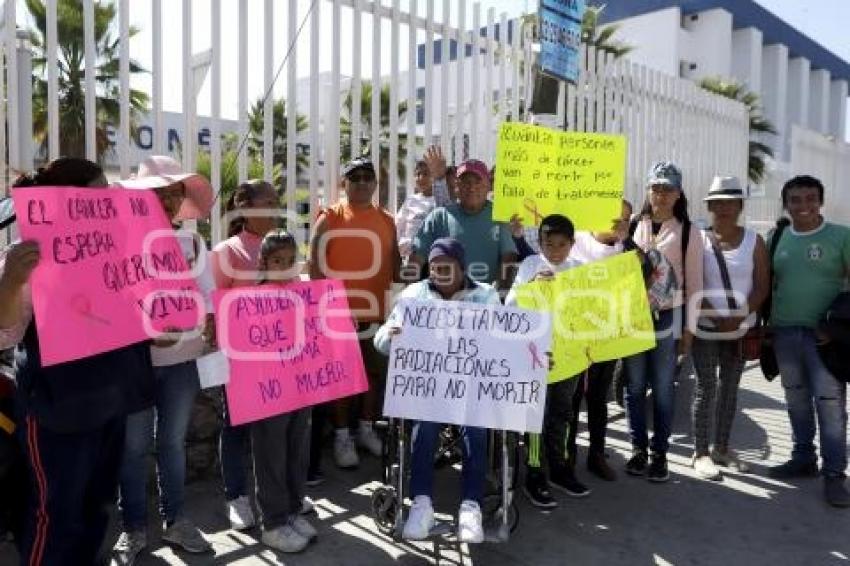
505,253,582,306
569,231,623,263
396,193,436,257
150,231,216,367
699,227,758,327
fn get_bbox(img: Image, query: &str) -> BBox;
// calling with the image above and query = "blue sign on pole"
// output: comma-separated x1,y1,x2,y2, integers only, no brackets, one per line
539,5,583,84
541,0,586,22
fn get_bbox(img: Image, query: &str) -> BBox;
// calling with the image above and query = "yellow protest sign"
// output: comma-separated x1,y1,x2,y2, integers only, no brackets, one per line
493,122,627,231
515,252,655,383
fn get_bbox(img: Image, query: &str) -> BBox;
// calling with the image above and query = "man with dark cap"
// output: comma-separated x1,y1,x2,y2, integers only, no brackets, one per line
409,159,517,291
309,157,402,470
374,237,499,544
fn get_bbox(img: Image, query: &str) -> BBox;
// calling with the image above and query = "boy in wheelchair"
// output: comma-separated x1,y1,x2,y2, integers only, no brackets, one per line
374,238,500,543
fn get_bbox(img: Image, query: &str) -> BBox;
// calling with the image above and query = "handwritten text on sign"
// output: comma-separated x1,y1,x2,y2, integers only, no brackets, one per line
493,123,626,231
215,280,369,426
516,252,655,381
12,187,201,366
382,300,552,433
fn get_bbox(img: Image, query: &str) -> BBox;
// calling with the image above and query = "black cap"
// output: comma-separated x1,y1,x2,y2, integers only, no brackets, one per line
341,157,375,178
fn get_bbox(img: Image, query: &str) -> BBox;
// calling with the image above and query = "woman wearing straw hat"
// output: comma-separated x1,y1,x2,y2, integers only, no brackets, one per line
112,156,217,563
691,176,769,481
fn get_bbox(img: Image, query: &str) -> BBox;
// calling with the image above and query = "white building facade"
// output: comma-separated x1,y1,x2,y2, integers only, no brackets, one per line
600,0,850,222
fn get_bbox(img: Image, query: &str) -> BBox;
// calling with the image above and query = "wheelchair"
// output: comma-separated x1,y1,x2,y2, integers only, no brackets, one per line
370,418,520,543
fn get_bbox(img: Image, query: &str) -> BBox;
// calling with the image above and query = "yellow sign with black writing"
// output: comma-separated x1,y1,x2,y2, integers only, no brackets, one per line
493,122,627,231
515,252,655,382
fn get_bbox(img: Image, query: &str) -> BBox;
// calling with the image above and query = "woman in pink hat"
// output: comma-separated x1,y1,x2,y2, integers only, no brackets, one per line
112,156,216,563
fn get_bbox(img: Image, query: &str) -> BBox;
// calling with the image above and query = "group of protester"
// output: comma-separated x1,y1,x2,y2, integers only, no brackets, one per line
0,145,847,565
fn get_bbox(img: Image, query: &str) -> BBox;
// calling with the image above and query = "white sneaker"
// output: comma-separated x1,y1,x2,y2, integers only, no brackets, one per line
261,524,309,554
334,433,360,469
693,454,722,481
711,448,750,473
357,425,383,457
289,515,318,541
227,495,256,530
403,495,435,540
457,500,484,544
112,530,147,566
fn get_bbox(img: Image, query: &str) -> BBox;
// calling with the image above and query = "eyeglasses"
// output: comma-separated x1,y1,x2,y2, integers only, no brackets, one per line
348,173,375,184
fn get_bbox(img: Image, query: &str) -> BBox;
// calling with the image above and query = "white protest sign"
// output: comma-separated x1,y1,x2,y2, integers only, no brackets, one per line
382,299,552,433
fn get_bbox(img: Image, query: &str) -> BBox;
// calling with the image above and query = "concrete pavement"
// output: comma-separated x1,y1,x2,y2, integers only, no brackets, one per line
3,365,850,565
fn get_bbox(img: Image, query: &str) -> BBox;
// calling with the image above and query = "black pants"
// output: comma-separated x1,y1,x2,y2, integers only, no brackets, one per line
568,361,617,461
251,409,310,530
16,414,125,566
527,378,577,472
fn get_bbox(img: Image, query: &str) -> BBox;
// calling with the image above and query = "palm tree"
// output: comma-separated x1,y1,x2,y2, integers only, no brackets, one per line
339,82,409,182
247,97,310,176
26,0,150,161
195,134,272,210
699,77,777,184
580,4,633,58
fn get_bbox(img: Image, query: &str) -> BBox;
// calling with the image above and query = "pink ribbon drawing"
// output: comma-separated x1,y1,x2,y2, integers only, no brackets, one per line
528,341,545,370
70,294,111,326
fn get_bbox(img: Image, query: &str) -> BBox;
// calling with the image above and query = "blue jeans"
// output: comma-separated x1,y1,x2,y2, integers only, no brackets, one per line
119,361,200,529
775,327,848,478
624,309,678,455
409,422,487,503
219,407,250,501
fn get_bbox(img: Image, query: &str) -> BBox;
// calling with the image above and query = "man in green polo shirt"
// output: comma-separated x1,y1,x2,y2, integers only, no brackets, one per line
767,175,850,508
409,159,517,291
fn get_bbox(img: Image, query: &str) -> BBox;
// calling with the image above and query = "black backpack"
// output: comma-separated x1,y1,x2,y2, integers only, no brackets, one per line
818,291,850,383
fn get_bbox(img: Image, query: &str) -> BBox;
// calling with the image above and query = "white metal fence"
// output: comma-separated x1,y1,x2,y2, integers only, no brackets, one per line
1,0,752,246
533,46,750,222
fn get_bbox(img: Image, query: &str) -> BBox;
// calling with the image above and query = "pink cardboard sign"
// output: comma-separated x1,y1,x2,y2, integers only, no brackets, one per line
12,186,202,366
216,280,369,425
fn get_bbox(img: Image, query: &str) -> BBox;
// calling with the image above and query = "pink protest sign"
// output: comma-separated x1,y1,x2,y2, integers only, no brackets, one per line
216,279,369,425
12,186,202,366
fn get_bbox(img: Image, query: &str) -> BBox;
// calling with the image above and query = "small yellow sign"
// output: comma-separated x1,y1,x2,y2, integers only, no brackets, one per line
515,252,655,382
493,122,627,231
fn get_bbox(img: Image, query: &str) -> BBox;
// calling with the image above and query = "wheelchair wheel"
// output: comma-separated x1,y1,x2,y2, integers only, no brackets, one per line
371,486,400,536
481,493,520,534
